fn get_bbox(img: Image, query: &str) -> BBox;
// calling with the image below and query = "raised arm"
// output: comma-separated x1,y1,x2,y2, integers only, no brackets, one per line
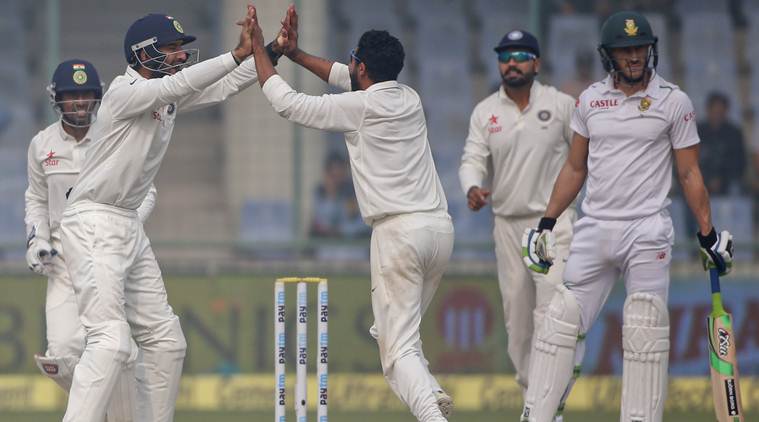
111,6,257,119
544,132,589,219
250,6,363,132
280,4,334,83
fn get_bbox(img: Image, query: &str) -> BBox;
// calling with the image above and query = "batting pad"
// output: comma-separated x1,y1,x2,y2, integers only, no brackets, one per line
522,285,581,422
621,292,670,422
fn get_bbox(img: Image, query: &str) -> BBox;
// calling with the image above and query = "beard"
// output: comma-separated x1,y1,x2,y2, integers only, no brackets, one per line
350,67,360,91
501,67,535,88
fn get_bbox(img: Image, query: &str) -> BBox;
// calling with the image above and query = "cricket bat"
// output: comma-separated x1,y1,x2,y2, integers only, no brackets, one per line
707,268,744,422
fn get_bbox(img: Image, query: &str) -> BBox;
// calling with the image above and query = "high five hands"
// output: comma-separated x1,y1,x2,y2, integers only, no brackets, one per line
234,4,293,63
233,5,256,63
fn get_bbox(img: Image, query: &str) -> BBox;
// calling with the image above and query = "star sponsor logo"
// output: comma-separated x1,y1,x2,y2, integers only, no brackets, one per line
589,99,619,109
683,111,696,121
44,150,59,167
487,114,502,133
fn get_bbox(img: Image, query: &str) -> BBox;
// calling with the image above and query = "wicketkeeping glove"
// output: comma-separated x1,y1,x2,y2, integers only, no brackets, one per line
522,217,557,274
26,227,57,276
697,228,733,276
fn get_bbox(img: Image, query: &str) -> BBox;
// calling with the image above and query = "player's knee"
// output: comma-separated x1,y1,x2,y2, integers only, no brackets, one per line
537,285,582,348
622,292,669,354
88,320,133,363
137,316,187,355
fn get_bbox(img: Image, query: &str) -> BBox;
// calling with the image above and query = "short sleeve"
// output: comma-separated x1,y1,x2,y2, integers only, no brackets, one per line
570,94,589,138
558,93,576,145
668,90,700,149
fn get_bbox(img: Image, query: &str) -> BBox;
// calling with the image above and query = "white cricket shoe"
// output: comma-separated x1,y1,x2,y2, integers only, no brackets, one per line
433,389,453,418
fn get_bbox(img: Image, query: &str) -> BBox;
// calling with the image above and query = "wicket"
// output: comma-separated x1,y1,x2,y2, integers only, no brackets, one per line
275,277,328,422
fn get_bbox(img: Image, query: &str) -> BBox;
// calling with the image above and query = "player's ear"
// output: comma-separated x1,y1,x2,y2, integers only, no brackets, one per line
358,62,367,78
534,57,541,75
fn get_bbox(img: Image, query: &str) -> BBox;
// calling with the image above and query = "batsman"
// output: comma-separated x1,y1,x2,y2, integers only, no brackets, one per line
521,11,734,422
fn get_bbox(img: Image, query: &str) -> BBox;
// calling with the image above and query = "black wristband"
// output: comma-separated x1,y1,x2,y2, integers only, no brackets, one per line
231,52,242,66
266,41,283,66
697,227,717,248
537,217,557,232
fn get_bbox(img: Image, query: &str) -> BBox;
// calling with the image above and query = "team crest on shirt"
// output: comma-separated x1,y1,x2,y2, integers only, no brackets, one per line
487,114,502,133
638,96,652,112
537,110,551,121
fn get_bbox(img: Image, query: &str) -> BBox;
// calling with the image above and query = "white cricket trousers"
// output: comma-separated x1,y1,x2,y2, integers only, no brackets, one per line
45,239,86,380
40,238,138,422
564,210,674,353
60,201,186,422
370,211,454,422
493,209,575,391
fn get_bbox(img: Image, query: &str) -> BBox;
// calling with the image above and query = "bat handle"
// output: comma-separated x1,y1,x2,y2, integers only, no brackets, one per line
709,268,726,315
709,268,721,294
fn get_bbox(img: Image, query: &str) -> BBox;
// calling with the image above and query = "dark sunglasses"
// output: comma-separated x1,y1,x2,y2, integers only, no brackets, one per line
497,51,536,63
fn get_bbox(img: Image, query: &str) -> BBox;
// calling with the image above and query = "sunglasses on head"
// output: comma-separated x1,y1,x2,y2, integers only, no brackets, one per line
350,49,361,64
497,50,536,63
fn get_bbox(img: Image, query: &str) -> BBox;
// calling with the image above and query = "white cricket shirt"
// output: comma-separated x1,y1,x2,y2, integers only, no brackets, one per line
25,122,157,241
571,74,700,220
68,52,257,210
262,63,448,225
459,82,576,218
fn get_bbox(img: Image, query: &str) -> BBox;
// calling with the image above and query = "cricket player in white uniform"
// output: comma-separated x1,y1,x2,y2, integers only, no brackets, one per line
250,6,452,421
25,59,156,421
459,30,575,420
58,9,286,421
520,11,734,422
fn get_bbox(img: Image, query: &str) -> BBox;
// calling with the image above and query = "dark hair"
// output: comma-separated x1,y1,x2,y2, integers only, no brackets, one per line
706,91,730,109
355,30,405,82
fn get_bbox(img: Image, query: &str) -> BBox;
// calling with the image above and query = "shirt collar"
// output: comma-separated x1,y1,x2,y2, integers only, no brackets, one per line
366,80,399,92
125,65,145,80
598,72,663,99
56,121,91,144
498,80,542,106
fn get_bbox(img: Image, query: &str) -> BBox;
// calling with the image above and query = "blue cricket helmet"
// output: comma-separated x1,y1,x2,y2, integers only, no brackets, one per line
49,59,102,99
123,13,196,65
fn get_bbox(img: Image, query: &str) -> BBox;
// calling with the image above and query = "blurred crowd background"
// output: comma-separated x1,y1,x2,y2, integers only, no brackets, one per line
0,0,757,273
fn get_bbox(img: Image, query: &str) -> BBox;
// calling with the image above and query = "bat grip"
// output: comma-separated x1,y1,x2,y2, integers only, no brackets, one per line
709,268,721,294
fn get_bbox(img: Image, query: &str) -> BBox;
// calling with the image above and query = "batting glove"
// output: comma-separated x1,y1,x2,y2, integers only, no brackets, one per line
522,217,557,274
26,226,57,276
697,228,733,276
